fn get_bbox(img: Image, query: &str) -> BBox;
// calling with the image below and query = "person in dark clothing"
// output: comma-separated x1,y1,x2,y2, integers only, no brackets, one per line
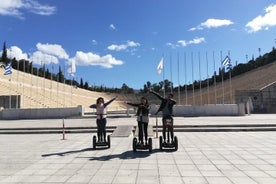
150,90,176,143
125,97,150,145
90,96,117,143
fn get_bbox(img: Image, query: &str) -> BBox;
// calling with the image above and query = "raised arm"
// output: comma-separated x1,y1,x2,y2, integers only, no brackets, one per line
89,104,97,108
126,102,140,107
104,97,117,107
150,90,164,100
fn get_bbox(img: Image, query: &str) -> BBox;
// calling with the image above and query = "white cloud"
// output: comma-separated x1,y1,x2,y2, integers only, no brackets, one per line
107,41,140,51
177,40,187,47
188,37,205,44
31,51,59,65
36,43,69,59
70,51,123,69
23,0,56,15
91,40,97,45
109,24,116,30
189,18,233,31
246,4,276,33
166,43,178,49
2,44,123,69
0,0,56,18
168,37,205,48
7,46,28,60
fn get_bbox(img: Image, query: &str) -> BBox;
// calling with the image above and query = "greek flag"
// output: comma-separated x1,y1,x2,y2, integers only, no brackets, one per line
222,56,232,70
157,57,163,74
4,61,12,75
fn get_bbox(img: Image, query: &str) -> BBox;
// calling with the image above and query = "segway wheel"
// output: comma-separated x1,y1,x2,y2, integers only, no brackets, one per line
133,137,137,152
148,138,152,152
159,136,163,150
174,136,178,151
92,136,96,150
107,135,111,148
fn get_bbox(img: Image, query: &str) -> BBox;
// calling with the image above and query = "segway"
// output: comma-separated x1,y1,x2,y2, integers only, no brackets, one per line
159,117,178,151
92,135,111,149
133,137,152,152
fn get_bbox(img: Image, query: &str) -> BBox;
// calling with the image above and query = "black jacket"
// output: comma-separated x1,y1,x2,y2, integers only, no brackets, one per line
126,102,149,116
151,91,176,115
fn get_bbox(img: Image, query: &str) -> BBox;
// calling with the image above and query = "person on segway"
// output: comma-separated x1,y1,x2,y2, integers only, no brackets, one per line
90,96,117,143
125,96,150,145
150,90,176,143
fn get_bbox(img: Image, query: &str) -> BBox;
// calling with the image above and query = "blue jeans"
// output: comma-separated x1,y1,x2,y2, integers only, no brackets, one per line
162,115,174,142
138,121,148,143
96,118,107,142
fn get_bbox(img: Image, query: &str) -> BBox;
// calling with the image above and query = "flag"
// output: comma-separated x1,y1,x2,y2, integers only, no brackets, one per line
67,60,76,75
4,61,12,75
222,56,232,70
157,57,163,74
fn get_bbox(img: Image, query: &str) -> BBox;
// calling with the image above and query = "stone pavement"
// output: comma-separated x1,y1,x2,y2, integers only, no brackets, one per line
1,115,276,183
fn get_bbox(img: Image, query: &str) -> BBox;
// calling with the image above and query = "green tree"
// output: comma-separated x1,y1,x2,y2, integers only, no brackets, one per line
84,82,89,89
80,78,84,88
121,83,134,94
57,66,65,83
1,41,8,64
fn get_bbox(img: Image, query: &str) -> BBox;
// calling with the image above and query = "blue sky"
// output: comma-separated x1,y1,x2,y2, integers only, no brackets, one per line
1,0,276,89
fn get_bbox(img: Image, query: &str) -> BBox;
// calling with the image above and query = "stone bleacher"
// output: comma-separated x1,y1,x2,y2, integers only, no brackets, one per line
1,61,276,111
0,68,124,112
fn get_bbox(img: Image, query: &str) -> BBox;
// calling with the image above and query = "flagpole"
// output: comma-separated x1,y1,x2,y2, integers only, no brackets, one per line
213,51,217,104
30,55,33,108
228,50,233,103
71,75,73,107
4,58,13,108
57,66,59,107
63,64,66,107
184,52,187,105
170,53,173,94
162,55,165,97
220,51,224,104
191,52,195,105
9,74,12,108
50,57,53,106
177,52,180,104
22,59,25,107
206,51,210,104
42,59,46,107
8,49,12,109
17,56,19,109
198,52,202,105
36,58,39,107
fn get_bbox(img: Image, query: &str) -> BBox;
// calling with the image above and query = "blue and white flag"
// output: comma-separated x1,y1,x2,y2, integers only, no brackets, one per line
222,56,232,70
4,61,12,75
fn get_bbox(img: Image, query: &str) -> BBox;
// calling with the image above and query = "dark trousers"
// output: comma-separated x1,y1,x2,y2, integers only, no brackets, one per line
138,121,148,143
162,116,174,142
96,118,107,142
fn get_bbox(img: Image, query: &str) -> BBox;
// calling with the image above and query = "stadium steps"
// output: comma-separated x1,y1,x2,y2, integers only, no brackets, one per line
152,124,276,132
0,126,116,134
1,124,276,134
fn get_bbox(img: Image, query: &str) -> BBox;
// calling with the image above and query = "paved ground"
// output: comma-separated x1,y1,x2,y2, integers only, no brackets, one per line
1,115,276,184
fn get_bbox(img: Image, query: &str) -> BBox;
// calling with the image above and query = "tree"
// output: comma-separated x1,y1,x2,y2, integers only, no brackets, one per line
142,81,151,93
57,66,64,83
84,82,89,89
1,42,8,64
80,78,84,88
121,83,134,94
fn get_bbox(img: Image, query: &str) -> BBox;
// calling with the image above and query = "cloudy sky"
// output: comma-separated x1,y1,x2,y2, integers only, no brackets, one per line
1,0,276,89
